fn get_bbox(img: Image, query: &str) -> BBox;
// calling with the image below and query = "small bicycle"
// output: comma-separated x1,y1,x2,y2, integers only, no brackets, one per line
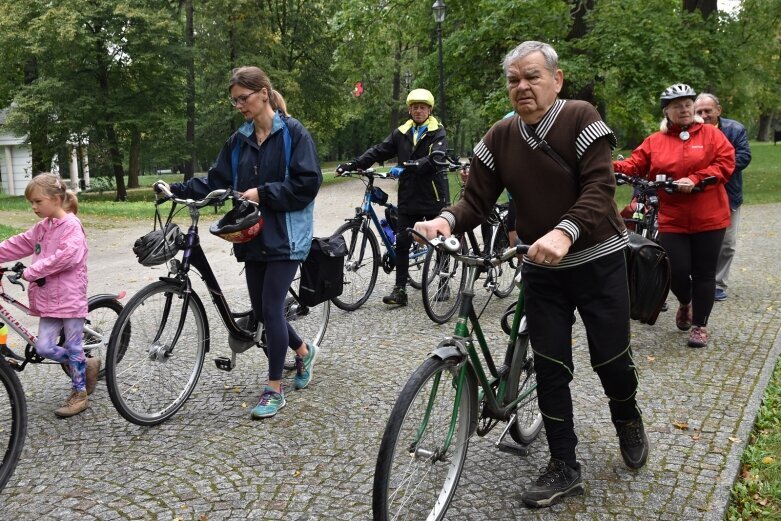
330,169,429,311
0,263,125,491
105,182,330,426
372,233,542,521
0,263,127,379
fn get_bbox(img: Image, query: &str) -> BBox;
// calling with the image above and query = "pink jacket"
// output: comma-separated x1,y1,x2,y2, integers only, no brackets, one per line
0,213,88,318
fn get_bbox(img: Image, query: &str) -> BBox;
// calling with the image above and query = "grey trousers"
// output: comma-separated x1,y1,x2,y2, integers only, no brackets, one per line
716,206,741,290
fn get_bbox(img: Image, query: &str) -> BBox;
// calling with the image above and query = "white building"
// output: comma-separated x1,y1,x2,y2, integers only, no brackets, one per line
0,106,90,195
0,107,33,196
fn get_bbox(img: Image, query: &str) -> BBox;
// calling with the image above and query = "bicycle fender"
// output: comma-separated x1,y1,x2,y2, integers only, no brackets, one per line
430,337,468,362
87,292,126,306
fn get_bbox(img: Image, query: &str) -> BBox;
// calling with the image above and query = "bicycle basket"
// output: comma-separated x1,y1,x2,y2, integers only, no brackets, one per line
133,223,182,267
370,186,389,205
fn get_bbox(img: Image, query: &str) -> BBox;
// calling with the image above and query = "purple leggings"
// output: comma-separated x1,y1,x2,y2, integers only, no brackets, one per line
37,317,86,391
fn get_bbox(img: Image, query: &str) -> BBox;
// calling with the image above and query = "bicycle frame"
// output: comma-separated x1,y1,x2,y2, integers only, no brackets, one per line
413,243,533,452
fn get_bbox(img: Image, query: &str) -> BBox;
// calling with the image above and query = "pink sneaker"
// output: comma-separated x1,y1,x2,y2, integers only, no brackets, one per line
676,303,693,331
688,326,709,348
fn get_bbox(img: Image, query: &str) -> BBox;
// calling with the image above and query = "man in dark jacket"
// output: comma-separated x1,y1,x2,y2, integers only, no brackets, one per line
337,88,448,306
694,93,752,302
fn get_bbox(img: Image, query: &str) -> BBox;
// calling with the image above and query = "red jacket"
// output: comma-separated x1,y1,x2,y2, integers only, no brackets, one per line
613,121,735,233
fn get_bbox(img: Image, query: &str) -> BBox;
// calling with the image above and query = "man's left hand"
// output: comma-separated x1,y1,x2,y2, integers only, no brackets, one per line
527,229,572,266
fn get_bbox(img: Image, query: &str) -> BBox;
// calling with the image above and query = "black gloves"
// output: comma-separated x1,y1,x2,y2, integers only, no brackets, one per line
336,162,356,175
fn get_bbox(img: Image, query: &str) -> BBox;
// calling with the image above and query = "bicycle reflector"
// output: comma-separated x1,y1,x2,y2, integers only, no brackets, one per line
209,200,263,244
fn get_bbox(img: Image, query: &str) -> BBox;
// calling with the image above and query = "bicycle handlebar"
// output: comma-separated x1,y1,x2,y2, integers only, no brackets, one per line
334,168,395,180
153,180,260,209
408,228,529,268
0,262,44,290
614,173,717,194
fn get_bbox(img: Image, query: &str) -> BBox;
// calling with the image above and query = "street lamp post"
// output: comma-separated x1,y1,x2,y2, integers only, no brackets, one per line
432,0,446,126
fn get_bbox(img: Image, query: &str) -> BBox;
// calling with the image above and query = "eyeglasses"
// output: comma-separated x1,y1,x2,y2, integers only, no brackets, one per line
229,91,259,107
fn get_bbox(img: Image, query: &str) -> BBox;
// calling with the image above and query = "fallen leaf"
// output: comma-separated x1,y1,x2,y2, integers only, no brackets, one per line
728,436,741,443
241,402,248,408
292,470,301,477
758,498,769,506
646,356,656,362
691,434,700,441
673,421,689,430
762,456,775,465
199,515,209,521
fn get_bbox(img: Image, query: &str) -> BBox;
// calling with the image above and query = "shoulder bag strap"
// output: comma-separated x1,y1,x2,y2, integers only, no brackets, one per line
521,120,577,186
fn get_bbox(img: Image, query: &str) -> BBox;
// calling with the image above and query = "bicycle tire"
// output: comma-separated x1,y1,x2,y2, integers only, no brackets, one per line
421,243,466,324
406,242,428,290
331,220,379,311
81,297,126,380
489,221,519,299
0,360,26,492
373,357,475,521
105,281,207,426
505,332,542,445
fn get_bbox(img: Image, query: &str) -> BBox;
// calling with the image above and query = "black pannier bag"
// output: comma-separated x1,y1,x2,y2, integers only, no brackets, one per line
385,205,399,233
299,234,348,306
625,234,671,325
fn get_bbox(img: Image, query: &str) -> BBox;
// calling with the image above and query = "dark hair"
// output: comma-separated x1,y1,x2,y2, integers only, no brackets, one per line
229,66,284,113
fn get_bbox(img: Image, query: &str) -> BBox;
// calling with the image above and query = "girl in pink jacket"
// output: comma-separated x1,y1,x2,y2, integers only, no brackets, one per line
0,173,97,417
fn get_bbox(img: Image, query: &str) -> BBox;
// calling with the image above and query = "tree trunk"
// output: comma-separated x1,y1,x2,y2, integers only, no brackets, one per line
757,112,772,141
23,57,50,174
128,127,141,189
683,0,717,18
390,41,402,132
563,0,597,105
184,0,196,180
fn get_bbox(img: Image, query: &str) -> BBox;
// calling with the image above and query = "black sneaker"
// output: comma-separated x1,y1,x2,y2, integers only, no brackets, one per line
382,285,408,306
521,458,584,508
615,418,650,469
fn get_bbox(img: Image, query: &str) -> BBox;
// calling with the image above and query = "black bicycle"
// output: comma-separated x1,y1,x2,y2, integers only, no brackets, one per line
105,182,329,426
421,153,519,323
0,358,25,492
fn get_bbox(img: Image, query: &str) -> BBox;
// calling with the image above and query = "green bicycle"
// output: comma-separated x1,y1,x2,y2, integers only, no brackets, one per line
372,234,542,521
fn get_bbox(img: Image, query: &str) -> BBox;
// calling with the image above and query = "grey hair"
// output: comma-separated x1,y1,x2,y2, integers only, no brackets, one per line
695,92,721,107
502,41,559,75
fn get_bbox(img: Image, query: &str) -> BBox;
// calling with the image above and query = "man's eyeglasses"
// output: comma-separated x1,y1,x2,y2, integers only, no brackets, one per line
229,91,259,107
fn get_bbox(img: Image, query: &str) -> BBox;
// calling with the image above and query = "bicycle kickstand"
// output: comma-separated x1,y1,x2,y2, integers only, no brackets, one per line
495,414,531,457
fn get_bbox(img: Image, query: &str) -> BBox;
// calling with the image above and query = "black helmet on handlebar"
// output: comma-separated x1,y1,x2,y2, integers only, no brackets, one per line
660,83,696,109
209,200,263,244
133,223,182,267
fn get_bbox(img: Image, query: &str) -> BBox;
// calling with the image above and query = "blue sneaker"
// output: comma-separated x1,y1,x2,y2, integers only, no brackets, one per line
715,288,727,302
250,386,286,419
294,343,318,390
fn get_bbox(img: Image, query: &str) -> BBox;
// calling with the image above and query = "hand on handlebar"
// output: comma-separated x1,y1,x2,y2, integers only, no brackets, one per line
389,166,404,178
335,162,356,175
412,217,451,243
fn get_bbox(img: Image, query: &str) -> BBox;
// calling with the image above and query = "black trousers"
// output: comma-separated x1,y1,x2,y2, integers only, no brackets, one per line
394,211,439,287
658,229,725,327
522,250,639,467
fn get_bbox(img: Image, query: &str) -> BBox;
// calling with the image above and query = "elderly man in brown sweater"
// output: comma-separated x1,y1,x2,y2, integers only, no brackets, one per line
414,40,649,508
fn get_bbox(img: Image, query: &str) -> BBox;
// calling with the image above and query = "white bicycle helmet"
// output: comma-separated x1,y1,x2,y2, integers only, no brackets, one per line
660,83,696,109
133,223,182,267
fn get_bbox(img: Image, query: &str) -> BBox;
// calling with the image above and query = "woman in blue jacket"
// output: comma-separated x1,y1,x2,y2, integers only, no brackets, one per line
172,66,322,419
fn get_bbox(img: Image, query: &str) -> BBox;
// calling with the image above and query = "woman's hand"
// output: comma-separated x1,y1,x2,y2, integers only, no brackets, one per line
673,177,695,193
241,187,260,203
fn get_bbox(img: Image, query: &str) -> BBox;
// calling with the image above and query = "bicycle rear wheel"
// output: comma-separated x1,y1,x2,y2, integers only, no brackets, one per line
331,220,379,311
106,281,207,426
81,297,126,380
373,357,475,521
285,288,330,347
421,245,465,324
505,332,542,445
0,361,26,491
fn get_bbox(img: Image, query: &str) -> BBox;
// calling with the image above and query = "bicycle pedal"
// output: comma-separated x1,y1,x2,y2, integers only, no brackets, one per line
214,357,234,371
497,440,530,457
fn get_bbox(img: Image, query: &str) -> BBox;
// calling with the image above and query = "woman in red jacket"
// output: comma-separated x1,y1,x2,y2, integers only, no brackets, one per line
614,84,735,348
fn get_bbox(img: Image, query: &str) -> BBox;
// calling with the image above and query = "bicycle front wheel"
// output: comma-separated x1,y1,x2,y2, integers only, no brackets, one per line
421,245,465,324
106,281,207,426
489,222,520,298
505,333,542,445
373,357,475,521
331,220,380,311
0,361,26,492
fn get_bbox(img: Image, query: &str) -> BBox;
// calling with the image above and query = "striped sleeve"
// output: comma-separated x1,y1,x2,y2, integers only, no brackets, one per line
473,140,495,172
575,121,617,160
